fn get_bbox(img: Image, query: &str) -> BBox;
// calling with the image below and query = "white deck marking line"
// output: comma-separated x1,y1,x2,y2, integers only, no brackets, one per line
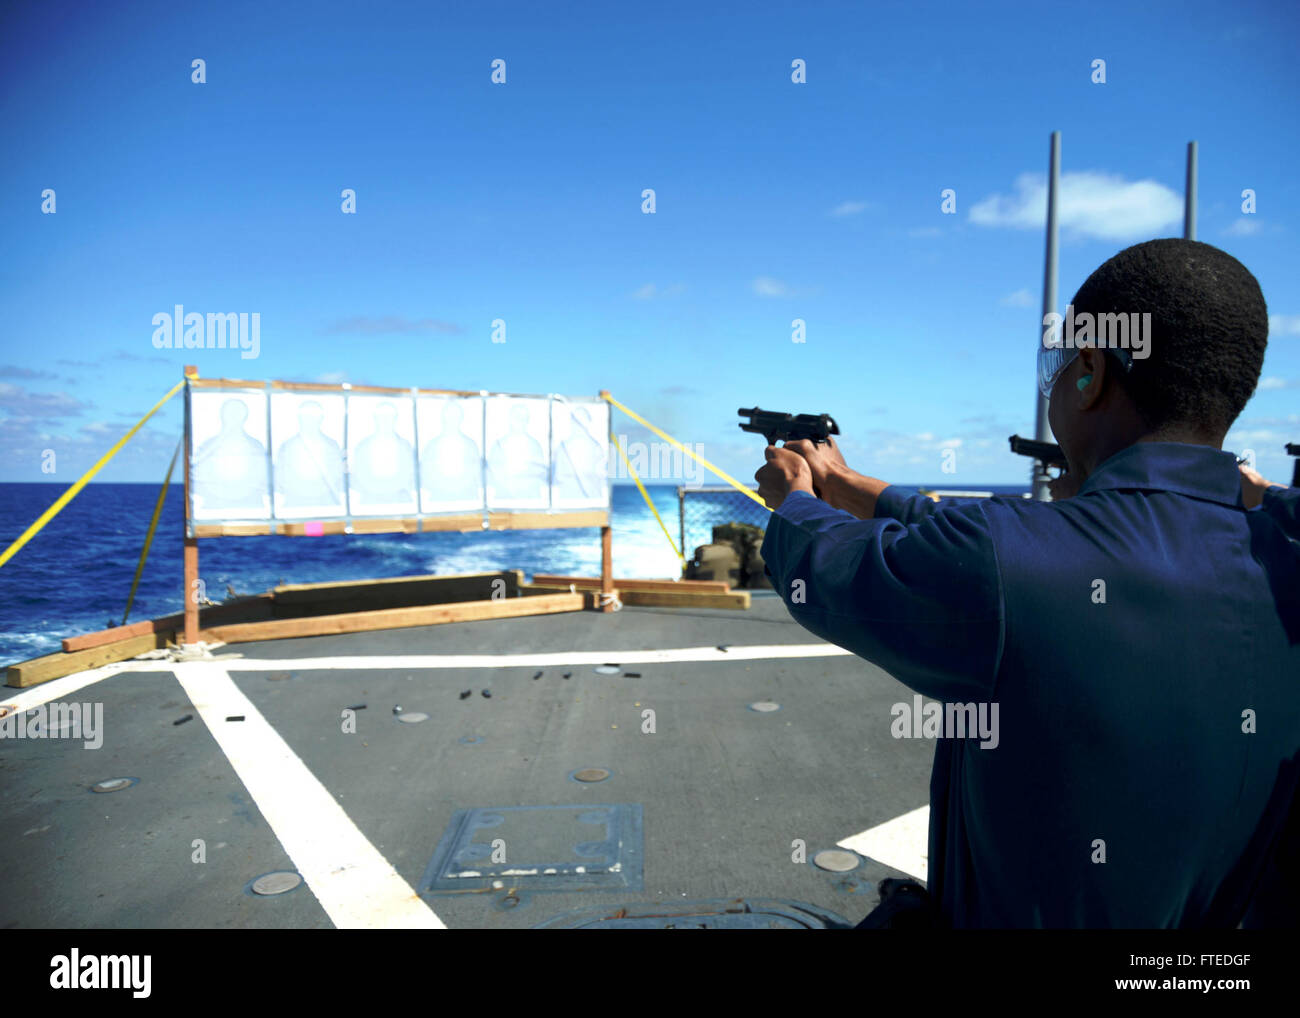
2,663,134,713
837,805,930,883
173,661,444,930
86,643,854,673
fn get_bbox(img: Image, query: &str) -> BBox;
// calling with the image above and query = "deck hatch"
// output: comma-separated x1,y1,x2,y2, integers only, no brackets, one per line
419,803,643,894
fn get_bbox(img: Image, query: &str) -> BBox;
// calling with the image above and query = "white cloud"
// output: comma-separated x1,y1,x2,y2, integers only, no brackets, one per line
633,283,684,300
315,371,350,385
1258,377,1298,391
1223,218,1261,236
969,171,1184,242
1227,426,1296,450
1000,288,1035,307
752,276,792,297
1269,314,1300,337
0,383,92,418
831,201,871,217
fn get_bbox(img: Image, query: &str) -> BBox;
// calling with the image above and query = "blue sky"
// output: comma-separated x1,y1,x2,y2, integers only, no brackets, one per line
2,0,1297,488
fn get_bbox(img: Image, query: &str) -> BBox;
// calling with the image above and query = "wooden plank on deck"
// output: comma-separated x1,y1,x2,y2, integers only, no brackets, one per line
199,592,587,644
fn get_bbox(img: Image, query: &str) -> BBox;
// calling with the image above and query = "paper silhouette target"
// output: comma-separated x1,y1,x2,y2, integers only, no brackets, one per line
271,393,347,518
188,387,609,525
485,397,551,508
190,391,270,519
349,396,418,515
551,399,609,509
418,397,485,512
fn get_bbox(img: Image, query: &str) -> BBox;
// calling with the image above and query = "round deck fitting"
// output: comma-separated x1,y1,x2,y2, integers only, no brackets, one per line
493,892,529,912
748,701,781,713
570,767,611,783
813,849,862,873
458,735,483,745
250,871,303,896
396,712,429,724
90,778,138,794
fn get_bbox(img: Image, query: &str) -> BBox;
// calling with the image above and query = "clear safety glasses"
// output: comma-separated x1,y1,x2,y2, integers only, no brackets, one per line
1038,340,1134,399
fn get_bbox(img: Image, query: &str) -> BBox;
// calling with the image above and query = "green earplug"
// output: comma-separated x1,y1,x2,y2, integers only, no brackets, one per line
1077,375,1093,390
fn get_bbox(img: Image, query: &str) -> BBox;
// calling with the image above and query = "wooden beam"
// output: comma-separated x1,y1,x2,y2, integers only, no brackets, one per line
192,511,607,537
270,570,523,607
349,517,420,534
199,592,586,644
7,631,175,689
62,595,274,652
618,589,750,610
523,584,750,611
488,510,609,531
415,514,484,532
187,377,264,390
191,522,274,537
532,574,731,594
278,520,349,537
271,380,360,393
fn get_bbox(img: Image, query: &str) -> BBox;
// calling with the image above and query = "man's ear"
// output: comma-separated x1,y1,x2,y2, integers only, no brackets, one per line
1075,345,1106,410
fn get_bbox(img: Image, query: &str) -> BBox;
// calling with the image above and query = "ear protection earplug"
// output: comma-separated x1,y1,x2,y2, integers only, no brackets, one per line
1076,374,1093,390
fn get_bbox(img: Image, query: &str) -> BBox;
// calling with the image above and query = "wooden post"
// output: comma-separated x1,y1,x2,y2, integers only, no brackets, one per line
183,365,199,644
600,525,614,612
598,389,614,612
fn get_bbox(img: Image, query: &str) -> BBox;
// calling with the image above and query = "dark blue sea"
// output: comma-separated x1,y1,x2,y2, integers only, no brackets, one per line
0,481,1029,665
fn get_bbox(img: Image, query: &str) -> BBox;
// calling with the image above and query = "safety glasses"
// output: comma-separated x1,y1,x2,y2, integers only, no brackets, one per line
1038,341,1135,399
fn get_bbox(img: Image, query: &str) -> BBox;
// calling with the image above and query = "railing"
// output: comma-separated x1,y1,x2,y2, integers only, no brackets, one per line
677,485,772,565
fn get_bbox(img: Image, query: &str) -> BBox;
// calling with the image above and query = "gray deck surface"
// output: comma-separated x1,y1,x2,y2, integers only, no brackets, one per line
0,593,934,929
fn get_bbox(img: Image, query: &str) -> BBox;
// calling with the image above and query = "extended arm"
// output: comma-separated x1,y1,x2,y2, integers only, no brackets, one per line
760,492,1003,702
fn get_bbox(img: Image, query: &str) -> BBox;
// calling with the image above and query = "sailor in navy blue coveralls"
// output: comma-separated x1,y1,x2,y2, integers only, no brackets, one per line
759,444,1299,927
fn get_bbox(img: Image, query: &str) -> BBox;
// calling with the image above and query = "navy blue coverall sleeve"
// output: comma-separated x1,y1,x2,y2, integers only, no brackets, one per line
759,489,1004,703
1260,484,1299,537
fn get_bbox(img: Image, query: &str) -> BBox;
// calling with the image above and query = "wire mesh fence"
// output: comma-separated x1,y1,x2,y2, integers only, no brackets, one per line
677,485,771,561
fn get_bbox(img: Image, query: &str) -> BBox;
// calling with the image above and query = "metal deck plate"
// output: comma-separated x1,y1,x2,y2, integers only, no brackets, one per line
533,898,853,929
419,804,643,894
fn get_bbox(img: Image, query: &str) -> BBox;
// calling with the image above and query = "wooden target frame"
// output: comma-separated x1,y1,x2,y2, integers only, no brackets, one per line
180,367,616,642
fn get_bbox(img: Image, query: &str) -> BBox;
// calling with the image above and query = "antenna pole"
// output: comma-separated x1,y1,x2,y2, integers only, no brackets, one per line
1032,131,1060,502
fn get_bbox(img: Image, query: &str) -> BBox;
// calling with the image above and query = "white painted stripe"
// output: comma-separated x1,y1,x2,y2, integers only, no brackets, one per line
838,805,930,883
76,643,853,674
172,662,444,930
1,663,129,713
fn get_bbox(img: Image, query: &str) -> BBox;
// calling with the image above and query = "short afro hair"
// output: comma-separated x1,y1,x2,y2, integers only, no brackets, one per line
1069,238,1269,434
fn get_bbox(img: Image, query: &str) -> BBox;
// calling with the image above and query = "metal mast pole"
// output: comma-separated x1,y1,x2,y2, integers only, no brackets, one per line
1032,131,1060,502
1184,140,1198,240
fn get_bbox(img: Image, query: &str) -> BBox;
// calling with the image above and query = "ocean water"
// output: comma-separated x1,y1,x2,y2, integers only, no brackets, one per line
0,481,1028,665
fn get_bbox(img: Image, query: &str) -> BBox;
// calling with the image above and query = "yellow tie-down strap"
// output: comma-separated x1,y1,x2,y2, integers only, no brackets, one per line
0,380,185,569
601,393,770,511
